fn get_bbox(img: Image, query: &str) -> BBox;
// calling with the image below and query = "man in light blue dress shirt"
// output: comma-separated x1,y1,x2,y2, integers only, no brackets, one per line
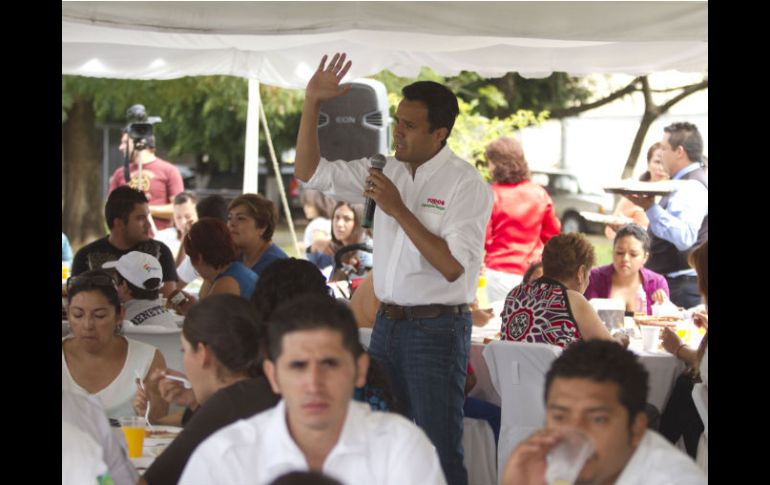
627,122,707,308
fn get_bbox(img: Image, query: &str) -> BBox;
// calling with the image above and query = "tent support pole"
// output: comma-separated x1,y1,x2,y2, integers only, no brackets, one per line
259,97,301,257
243,79,260,194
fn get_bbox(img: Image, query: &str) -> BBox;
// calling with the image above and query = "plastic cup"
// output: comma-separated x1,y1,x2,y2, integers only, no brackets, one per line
639,325,660,352
119,416,146,458
545,428,595,485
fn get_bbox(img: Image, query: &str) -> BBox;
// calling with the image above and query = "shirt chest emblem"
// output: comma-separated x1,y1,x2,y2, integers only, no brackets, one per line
421,197,446,212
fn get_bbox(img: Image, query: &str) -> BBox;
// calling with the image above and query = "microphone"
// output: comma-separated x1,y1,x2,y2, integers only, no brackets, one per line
362,154,387,228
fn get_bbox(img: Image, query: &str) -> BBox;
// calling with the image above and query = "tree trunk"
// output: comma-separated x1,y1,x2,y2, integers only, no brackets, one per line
621,76,708,179
62,97,105,250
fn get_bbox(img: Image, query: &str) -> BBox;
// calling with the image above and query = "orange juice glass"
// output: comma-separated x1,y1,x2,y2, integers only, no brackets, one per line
119,416,146,458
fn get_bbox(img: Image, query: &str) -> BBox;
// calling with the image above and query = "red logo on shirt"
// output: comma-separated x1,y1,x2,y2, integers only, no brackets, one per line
427,198,445,206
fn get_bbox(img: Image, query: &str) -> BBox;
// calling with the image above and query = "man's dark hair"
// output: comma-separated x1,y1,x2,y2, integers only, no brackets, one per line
269,471,343,485
664,122,703,163
173,191,198,206
545,340,649,425
613,223,651,253
196,194,228,222
250,258,329,320
402,81,459,146
114,272,160,300
266,294,363,362
105,186,148,230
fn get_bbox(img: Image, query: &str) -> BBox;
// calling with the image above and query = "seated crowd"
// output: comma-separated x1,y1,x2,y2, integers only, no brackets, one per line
63,186,707,485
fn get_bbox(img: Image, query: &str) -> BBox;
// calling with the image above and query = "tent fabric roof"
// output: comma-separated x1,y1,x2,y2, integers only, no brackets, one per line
62,1,708,87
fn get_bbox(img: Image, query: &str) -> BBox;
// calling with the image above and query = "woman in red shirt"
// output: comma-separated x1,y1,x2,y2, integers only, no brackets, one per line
483,137,561,303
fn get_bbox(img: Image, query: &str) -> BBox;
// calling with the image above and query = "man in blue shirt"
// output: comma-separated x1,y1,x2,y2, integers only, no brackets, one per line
628,122,707,308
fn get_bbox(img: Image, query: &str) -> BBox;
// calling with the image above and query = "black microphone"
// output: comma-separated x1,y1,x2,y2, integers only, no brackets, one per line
362,154,387,228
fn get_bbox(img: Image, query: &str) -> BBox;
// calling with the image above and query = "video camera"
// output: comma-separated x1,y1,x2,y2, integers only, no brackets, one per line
125,104,162,149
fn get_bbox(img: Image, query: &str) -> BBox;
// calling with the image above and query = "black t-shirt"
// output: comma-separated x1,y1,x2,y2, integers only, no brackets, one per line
143,377,279,485
71,236,179,282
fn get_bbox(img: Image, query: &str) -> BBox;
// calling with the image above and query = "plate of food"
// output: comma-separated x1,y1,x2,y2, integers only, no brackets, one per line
603,180,681,196
633,315,680,327
144,425,182,445
579,212,633,225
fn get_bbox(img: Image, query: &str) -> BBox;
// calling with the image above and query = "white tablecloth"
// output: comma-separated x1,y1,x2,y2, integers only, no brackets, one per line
469,326,685,412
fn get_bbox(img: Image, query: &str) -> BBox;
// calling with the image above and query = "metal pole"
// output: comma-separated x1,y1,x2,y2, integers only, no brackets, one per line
258,100,300,257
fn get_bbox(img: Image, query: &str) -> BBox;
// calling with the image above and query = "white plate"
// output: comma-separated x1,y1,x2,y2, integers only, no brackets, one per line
131,456,154,471
579,212,632,225
603,180,682,196
144,425,182,445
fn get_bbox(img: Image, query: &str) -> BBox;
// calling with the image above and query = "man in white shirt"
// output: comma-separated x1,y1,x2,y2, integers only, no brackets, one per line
294,53,493,485
154,191,198,260
62,390,138,485
179,295,445,485
501,340,706,485
627,122,707,309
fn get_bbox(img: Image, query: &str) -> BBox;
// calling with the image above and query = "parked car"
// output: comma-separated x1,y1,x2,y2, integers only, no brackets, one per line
530,169,614,234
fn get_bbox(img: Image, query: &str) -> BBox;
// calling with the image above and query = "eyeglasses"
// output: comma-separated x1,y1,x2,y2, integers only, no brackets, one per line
66,272,118,296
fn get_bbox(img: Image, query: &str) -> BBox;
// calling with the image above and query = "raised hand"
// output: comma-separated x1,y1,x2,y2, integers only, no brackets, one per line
306,53,353,103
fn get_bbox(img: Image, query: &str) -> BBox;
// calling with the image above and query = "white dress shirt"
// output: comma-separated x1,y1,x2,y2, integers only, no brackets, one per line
62,421,110,485
62,390,139,485
307,144,493,306
154,227,181,258
615,430,707,485
179,400,447,485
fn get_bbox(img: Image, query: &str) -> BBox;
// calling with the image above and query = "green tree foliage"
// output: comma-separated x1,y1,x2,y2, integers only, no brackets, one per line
62,76,306,171
379,70,549,180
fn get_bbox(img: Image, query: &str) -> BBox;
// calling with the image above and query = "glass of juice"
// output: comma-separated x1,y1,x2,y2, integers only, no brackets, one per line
119,416,146,458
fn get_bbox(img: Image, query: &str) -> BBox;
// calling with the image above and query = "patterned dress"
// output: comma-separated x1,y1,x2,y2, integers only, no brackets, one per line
500,276,582,348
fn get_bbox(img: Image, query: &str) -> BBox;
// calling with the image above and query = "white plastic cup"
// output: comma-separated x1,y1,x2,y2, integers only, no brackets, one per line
639,325,660,352
545,428,595,485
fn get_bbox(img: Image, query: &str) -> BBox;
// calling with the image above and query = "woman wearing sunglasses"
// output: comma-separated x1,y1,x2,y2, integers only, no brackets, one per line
61,270,169,421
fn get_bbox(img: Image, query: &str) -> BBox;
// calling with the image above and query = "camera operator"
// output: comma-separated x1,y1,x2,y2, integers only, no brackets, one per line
108,104,184,233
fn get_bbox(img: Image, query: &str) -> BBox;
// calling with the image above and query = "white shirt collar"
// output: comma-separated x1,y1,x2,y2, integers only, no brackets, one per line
408,143,453,181
263,400,370,474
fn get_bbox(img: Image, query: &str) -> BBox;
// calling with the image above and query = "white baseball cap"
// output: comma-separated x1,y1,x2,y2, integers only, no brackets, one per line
102,251,163,290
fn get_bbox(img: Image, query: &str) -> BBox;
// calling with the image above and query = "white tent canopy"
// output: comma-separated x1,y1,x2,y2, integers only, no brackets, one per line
62,1,707,84
62,1,707,252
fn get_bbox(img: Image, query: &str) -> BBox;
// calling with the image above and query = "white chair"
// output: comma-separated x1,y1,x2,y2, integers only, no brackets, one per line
482,340,562,483
122,324,184,373
358,327,373,349
463,417,497,485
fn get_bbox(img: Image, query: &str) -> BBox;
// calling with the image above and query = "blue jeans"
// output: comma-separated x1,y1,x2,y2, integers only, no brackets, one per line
369,309,471,485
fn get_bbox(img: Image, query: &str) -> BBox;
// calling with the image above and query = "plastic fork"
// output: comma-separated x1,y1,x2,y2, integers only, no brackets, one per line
134,370,154,431
162,373,192,389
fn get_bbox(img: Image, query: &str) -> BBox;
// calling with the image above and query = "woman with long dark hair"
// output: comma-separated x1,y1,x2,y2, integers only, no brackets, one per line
141,294,279,485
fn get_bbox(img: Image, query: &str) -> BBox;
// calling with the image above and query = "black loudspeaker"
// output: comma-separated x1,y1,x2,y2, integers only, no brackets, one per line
318,79,390,161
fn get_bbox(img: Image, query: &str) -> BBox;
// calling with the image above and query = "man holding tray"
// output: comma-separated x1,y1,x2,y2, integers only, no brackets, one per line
626,122,707,309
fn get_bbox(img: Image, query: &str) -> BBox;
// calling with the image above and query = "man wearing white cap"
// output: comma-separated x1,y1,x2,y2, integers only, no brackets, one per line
103,251,179,329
